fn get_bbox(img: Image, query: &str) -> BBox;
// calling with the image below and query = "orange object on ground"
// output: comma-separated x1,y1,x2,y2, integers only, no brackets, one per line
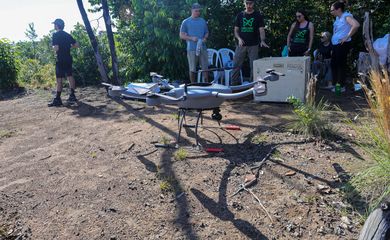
225,125,241,130
206,148,224,153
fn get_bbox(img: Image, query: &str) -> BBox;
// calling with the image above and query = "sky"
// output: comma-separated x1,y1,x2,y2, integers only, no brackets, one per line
0,0,103,42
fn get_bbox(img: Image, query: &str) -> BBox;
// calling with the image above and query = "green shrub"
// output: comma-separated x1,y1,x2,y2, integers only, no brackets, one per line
0,38,19,89
173,148,188,161
287,96,333,138
18,59,56,89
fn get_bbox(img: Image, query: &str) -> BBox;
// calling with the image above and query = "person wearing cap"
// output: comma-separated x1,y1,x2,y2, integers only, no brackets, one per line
48,18,79,107
180,3,209,83
231,0,269,84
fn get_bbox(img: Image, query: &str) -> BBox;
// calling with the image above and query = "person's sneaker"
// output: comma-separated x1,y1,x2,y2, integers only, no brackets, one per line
48,97,63,107
67,93,77,102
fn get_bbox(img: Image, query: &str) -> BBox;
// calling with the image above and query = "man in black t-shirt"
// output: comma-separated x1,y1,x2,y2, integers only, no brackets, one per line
48,18,79,107
232,0,269,84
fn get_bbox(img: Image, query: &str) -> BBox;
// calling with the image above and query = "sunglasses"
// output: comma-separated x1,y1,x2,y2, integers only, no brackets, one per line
296,15,303,18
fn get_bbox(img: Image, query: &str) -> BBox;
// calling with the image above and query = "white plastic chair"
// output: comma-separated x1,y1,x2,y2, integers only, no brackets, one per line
197,48,221,83
218,48,243,86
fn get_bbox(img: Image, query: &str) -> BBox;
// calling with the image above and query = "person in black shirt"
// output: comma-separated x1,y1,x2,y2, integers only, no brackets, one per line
231,0,269,84
317,32,333,60
312,32,333,88
287,10,314,56
48,18,79,107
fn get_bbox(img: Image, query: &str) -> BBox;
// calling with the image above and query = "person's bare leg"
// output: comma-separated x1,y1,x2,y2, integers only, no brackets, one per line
204,73,209,83
67,75,76,90
67,75,77,101
56,78,64,93
190,72,196,83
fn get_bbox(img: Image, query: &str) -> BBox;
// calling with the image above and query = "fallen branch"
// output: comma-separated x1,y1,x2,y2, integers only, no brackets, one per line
230,146,276,197
39,155,52,161
244,187,273,222
250,146,276,177
363,12,380,71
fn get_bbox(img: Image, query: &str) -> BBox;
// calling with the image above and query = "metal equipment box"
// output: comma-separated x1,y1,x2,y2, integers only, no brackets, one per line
253,56,311,102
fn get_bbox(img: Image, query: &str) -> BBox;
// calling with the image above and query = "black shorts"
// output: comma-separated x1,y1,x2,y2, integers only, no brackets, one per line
289,44,308,57
56,61,73,78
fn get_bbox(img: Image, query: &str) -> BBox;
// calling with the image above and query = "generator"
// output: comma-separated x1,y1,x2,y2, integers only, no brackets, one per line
253,56,311,102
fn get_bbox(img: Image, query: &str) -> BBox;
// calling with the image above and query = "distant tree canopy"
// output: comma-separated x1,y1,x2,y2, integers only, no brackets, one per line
87,0,390,81
2,0,389,90
0,39,19,89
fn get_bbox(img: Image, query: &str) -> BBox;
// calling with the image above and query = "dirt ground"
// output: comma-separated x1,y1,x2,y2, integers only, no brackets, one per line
0,87,370,240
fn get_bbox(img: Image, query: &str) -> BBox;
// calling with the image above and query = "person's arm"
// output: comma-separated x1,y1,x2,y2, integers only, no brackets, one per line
179,21,197,42
341,16,360,44
259,27,269,48
287,22,296,51
71,42,79,48
234,26,244,46
304,22,314,56
52,34,59,52
180,32,197,42
203,32,209,42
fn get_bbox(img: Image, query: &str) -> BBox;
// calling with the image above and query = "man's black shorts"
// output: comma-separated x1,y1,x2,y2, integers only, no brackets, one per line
56,61,73,78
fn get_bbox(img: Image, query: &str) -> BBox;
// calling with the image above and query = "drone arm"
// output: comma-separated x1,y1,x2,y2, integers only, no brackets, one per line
229,81,257,91
102,82,114,87
212,88,253,100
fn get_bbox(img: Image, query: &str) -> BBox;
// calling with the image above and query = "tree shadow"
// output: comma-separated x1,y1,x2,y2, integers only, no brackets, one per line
191,187,269,240
136,149,159,173
110,98,199,239
331,163,368,214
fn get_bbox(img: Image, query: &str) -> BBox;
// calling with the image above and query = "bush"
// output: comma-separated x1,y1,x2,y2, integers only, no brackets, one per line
287,96,333,138
0,38,19,89
17,59,56,89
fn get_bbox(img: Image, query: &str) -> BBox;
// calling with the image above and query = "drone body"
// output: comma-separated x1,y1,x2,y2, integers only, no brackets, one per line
102,69,284,146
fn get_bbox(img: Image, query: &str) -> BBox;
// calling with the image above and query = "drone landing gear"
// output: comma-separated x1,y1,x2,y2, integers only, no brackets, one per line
177,108,222,147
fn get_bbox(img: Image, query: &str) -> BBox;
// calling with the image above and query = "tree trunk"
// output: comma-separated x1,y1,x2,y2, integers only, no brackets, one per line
76,0,109,83
358,204,390,240
101,0,121,85
363,12,380,72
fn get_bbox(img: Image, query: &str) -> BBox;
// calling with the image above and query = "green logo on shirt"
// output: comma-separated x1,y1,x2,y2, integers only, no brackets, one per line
242,17,255,33
293,29,308,44
243,18,254,27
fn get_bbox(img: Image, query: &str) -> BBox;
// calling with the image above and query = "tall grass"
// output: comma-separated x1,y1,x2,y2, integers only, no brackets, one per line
351,69,390,209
